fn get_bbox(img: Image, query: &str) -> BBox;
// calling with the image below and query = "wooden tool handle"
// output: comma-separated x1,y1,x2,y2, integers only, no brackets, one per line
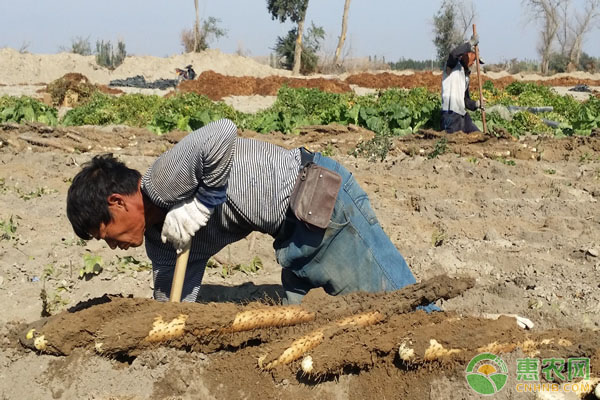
170,242,191,302
473,24,487,134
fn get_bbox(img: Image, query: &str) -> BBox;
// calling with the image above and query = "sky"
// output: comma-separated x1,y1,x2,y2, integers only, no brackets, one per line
0,0,598,64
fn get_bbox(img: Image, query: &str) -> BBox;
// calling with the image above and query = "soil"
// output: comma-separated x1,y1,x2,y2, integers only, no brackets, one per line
166,70,600,100
1,121,599,399
1,51,600,399
176,70,352,100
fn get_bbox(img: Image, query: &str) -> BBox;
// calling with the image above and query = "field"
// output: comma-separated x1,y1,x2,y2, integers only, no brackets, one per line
0,50,599,399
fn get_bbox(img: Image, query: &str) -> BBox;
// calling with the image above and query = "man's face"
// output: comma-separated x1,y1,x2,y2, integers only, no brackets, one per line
91,193,145,250
462,52,477,68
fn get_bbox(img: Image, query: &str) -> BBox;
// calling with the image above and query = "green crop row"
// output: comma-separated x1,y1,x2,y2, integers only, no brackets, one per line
0,96,58,125
1,82,598,137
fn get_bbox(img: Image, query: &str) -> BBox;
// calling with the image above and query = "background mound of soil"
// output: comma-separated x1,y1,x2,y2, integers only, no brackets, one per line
172,70,600,98
40,73,122,107
177,70,352,100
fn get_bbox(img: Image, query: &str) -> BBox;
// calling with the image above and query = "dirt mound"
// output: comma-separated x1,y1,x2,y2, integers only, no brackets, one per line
40,73,122,107
173,70,600,97
345,71,440,90
177,70,352,100
15,276,599,400
344,71,600,91
0,48,289,85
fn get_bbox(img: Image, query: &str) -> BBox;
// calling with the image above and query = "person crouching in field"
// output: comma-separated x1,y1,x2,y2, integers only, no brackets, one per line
66,118,436,310
441,34,485,133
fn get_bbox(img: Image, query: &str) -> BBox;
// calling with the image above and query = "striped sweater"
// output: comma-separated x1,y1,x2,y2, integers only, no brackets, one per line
141,119,301,300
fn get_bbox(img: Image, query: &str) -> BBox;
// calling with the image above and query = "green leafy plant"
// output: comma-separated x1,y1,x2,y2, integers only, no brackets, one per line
321,143,336,157
42,264,56,281
0,216,18,241
496,157,516,166
428,138,448,159
114,255,152,275
62,237,87,247
79,253,104,279
2,80,598,142
351,135,393,162
208,256,263,279
431,228,447,247
0,96,58,125
40,263,73,316
40,288,70,316
16,186,57,201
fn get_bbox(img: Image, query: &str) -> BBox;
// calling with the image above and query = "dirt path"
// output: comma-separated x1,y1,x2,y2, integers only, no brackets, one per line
0,124,599,399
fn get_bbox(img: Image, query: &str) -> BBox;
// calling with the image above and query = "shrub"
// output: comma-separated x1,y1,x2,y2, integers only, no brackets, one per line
62,36,92,56
548,52,570,74
389,58,438,71
95,40,126,69
181,17,227,53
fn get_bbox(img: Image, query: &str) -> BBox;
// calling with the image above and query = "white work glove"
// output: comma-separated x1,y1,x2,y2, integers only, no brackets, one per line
475,96,486,110
469,34,479,48
161,197,213,252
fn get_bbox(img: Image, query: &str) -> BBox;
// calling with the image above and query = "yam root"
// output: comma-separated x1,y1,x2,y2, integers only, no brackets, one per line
19,275,473,358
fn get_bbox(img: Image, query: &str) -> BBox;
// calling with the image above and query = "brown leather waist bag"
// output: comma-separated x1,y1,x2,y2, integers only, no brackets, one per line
289,162,342,229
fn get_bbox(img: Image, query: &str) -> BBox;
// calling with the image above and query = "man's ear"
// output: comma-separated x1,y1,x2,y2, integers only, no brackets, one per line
107,193,127,210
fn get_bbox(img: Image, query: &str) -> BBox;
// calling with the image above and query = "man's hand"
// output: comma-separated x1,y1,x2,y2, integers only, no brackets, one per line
469,33,479,48
475,97,486,110
161,197,213,252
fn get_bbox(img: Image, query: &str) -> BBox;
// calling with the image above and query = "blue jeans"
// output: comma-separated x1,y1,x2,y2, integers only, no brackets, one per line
274,153,434,309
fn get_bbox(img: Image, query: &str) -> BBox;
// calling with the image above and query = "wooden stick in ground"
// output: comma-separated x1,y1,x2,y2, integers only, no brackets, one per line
170,243,191,302
473,24,487,134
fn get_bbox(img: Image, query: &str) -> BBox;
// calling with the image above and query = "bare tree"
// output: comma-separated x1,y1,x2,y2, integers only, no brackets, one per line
567,0,600,66
523,0,561,74
456,0,477,38
556,0,572,55
333,0,351,66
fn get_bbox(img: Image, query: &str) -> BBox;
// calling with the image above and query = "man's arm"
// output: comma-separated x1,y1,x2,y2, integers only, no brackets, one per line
142,118,237,209
464,87,478,111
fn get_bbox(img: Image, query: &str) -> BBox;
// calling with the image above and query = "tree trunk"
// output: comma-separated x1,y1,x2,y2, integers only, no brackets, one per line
567,0,599,67
540,9,559,75
194,0,200,52
524,0,560,75
292,8,307,75
333,0,351,66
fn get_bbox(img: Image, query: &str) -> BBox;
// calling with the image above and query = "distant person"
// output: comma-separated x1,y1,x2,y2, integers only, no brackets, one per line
66,119,437,311
441,35,485,133
176,65,196,82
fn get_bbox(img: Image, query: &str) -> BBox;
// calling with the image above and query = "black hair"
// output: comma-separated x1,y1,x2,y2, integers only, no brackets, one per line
66,154,141,240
